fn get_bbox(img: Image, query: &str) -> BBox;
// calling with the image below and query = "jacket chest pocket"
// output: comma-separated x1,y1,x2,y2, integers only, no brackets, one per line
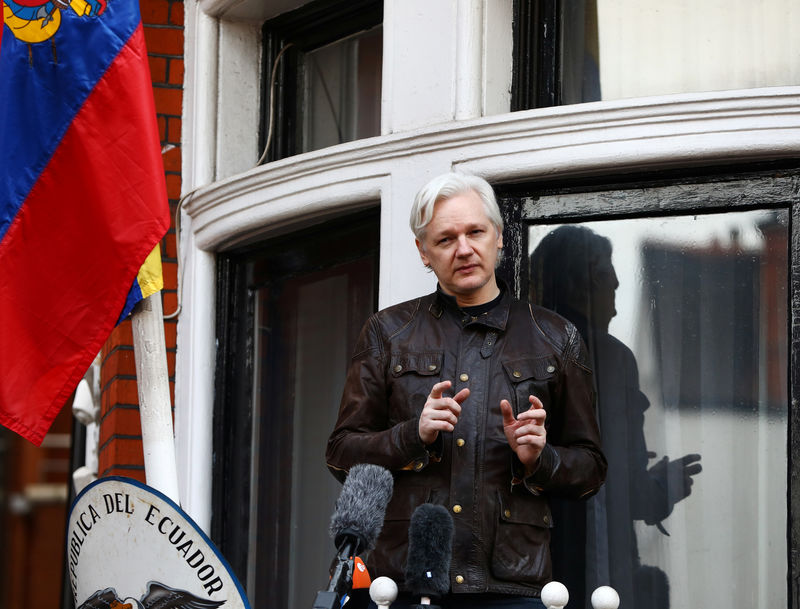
502,356,558,418
388,351,444,422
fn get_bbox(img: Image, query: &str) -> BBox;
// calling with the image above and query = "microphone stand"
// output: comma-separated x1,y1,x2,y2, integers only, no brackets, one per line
312,538,358,609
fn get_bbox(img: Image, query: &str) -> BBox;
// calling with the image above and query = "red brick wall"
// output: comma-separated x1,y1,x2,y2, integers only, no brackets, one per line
97,0,183,481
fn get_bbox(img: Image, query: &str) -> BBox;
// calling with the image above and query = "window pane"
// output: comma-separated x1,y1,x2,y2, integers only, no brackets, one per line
529,210,788,609
249,254,376,609
300,25,382,153
561,0,800,104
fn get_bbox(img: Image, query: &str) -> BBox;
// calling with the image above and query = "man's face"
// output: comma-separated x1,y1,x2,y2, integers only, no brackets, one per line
415,190,503,306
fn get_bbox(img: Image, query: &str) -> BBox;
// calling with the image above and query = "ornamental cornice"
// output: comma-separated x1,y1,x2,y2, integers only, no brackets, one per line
184,87,800,251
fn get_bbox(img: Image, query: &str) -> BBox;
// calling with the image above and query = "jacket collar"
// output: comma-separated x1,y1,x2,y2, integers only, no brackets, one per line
429,279,510,331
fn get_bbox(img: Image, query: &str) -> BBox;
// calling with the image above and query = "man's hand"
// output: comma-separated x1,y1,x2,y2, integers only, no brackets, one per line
419,380,469,445
500,395,547,474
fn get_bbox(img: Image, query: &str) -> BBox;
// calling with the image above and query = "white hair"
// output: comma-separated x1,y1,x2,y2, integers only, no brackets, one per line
409,172,504,241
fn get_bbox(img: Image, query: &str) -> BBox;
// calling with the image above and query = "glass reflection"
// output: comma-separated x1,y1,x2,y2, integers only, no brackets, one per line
528,210,788,609
559,0,800,103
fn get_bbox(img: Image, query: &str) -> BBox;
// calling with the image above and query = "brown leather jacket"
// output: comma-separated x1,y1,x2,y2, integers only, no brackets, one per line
326,287,606,597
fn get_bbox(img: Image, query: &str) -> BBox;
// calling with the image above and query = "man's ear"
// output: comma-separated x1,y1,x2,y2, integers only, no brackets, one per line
415,239,430,267
496,229,503,250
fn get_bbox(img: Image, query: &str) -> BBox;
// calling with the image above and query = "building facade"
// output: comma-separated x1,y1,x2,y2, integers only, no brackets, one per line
175,1,800,608
4,1,799,609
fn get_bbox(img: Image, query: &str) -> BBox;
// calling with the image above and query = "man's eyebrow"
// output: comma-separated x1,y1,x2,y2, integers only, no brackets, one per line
440,219,490,232
462,221,490,232
429,219,491,239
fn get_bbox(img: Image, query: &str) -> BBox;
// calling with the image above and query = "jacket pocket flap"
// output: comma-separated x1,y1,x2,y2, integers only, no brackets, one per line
502,356,558,382
497,491,553,528
390,351,444,376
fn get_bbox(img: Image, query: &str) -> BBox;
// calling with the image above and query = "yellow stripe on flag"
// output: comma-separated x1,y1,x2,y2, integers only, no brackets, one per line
137,244,164,299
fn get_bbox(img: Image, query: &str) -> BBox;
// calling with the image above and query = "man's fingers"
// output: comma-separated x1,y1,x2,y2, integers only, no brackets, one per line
517,406,546,424
500,399,515,425
501,398,546,425
514,420,544,438
453,387,470,404
528,395,544,409
431,395,463,418
423,382,464,423
419,390,460,443
425,408,459,426
515,432,546,446
429,380,452,400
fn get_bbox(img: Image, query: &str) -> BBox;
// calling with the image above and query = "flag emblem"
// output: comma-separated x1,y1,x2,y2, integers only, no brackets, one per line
3,0,107,44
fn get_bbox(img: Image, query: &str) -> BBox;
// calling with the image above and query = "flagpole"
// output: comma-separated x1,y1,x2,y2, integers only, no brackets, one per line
132,292,180,504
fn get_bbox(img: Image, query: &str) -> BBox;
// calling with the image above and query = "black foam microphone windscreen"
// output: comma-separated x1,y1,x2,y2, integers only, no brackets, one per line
404,503,454,599
329,463,394,555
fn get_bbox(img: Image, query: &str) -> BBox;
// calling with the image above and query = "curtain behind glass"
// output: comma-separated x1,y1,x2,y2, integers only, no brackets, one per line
300,25,382,153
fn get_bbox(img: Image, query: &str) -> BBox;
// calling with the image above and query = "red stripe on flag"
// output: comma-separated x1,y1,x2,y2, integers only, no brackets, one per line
0,25,169,445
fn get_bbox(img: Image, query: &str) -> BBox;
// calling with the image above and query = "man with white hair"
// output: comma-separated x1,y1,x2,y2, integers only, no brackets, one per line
327,172,606,608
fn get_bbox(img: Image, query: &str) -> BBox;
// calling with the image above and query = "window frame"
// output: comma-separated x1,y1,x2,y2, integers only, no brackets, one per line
512,0,560,110
260,0,383,162
211,208,380,602
496,162,800,606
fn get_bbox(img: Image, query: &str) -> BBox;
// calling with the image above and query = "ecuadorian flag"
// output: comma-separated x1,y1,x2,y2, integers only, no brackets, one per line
0,0,170,444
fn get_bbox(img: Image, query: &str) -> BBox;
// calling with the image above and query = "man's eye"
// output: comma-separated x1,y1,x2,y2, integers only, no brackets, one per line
437,237,451,245
471,229,484,236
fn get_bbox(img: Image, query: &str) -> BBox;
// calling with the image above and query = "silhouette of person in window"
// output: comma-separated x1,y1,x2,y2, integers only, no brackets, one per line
530,225,702,609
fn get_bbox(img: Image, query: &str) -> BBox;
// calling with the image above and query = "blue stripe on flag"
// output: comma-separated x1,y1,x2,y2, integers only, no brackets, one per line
0,0,142,241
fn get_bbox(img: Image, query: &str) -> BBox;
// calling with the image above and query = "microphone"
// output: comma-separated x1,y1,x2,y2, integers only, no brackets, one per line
312,464,394,609
404,503,454,608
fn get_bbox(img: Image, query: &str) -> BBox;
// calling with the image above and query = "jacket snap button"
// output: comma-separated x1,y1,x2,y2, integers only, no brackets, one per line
543,515,550,524
455,575,464,584
512,371,521,378
504,509,511,518
456,438,465,447
414,461,424,471
452,504,462,514
546,365,555,373
459,373,469,382
394,364,403,373
428,364,437,371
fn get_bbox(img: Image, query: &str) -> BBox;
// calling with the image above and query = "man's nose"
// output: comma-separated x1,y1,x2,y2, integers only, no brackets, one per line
455,235,473,256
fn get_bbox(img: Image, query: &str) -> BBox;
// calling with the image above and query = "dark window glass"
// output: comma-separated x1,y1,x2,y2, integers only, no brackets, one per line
261,0,383,162
213,210,379,607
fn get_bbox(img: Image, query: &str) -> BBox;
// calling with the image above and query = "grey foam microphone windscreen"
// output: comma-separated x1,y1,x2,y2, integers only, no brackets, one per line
404,503,454,598
329,463,394,555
